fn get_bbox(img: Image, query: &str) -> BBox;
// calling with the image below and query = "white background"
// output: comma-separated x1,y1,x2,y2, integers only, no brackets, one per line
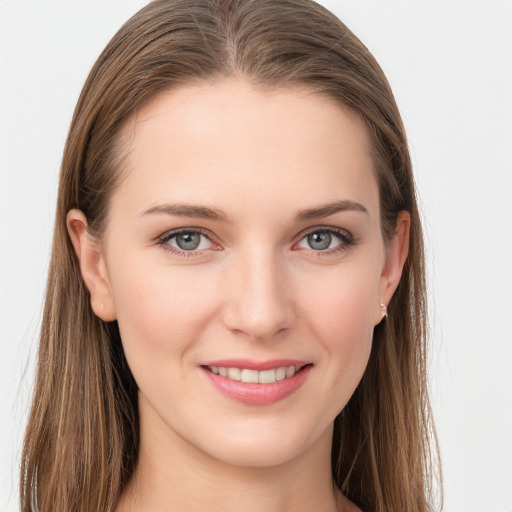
1,1,511,510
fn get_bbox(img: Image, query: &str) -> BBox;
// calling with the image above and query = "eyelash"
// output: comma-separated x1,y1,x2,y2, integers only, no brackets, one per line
157,227,219,256
156,226,355,257
296,226,354,256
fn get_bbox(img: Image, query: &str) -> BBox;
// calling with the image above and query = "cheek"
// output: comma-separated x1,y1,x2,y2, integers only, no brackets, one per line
106,253,219,378
318,288,375,375
297,262,379,403
300,260,380,339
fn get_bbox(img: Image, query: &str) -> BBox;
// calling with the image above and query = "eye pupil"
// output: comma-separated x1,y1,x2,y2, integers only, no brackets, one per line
307,232,331,250
176,232,201,250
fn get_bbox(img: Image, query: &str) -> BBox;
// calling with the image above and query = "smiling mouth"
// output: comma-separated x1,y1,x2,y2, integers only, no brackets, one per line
200,362,313,405
203,364,311,384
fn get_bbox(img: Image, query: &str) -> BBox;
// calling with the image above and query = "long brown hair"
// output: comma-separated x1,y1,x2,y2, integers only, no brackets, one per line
21,1,441,510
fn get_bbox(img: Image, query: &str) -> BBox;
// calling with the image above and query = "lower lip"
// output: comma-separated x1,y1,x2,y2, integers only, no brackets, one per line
201,365,312,405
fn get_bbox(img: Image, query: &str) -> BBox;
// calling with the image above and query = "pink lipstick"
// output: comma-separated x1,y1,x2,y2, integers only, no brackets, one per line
199,359,312,405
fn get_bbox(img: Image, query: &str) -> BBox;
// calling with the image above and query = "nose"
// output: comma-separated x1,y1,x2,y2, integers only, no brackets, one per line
222,247,294,341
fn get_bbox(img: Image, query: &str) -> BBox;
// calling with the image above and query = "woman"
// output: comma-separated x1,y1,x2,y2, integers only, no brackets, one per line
20,0,441,511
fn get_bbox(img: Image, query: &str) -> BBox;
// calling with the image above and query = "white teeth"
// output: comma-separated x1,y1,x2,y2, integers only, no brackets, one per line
259,369,276,383
276,367,286,381
240,369,259,383
209,365,300,383
227,368,241,381
285,366,296,378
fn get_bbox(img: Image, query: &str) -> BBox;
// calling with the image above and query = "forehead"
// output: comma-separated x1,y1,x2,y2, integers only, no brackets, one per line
113,78,378,219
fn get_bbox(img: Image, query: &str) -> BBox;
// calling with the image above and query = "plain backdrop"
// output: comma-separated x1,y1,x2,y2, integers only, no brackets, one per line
1,1,511,511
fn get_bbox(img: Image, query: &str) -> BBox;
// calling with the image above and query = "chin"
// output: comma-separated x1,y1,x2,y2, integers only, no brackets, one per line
192,418,331,469
207,440,306,468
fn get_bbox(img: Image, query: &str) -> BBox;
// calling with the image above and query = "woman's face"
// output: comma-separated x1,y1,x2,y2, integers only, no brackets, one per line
75,78,406,468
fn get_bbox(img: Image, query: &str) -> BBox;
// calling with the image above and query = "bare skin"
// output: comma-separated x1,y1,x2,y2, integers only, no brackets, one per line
68,78,408,512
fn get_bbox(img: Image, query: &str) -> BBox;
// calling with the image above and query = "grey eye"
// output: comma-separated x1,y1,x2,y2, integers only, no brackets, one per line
161,229,216,254
307,232,332,250
175,232,202,250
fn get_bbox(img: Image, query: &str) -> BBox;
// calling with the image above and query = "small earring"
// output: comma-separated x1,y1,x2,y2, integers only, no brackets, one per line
100,303,104,310
379,300,387,317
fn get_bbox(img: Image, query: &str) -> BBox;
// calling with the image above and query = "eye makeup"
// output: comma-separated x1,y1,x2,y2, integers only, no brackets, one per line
157,227,220,256
156,224,356,259
293,226,355,257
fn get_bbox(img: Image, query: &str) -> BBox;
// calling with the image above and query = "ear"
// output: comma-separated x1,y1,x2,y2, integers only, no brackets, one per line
375,210,410,324
66,209,117,321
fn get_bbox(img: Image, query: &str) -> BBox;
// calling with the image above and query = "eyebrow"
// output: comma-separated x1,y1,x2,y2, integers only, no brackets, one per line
295,200,368,221
141,199,368,223
141,203,230,222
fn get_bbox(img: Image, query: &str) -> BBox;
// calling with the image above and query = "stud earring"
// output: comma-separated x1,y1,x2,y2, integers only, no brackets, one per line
100,303,104,310
379,300,387,317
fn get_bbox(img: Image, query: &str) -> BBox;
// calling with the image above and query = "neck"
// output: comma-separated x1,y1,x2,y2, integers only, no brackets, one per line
116,403,346,512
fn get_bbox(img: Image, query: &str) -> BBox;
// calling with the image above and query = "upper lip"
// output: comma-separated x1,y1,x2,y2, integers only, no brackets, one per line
200,359,311,371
